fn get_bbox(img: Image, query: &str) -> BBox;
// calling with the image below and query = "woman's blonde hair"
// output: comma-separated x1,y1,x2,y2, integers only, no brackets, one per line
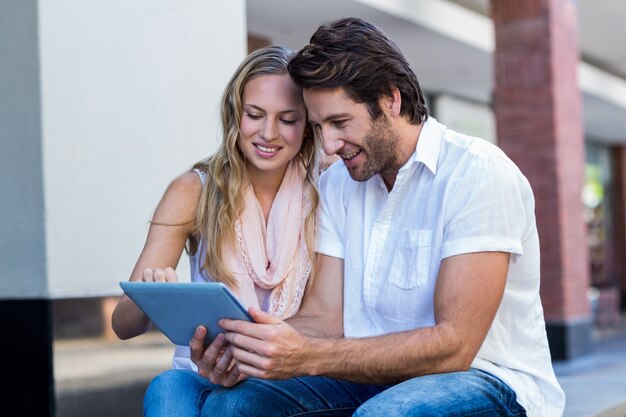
192,45,320,287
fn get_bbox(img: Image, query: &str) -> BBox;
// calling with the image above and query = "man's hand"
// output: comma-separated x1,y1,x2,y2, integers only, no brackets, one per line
221,308,311,380
189,326,246,387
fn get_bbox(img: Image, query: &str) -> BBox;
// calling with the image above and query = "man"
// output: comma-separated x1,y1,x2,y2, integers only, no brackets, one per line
191,17,565,416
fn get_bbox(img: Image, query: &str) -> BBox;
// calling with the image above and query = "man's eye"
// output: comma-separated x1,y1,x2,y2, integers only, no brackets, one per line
333,120,347,128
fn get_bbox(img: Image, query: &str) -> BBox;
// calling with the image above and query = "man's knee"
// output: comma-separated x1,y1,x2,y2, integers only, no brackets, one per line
354,370,524,417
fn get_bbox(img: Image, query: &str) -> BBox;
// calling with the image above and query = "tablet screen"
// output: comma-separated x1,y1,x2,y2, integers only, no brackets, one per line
120,281,252,346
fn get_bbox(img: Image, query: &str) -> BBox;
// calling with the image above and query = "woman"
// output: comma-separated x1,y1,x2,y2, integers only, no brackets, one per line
111,45,319,416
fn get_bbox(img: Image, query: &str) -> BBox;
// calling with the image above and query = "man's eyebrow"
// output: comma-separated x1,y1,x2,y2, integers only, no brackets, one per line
309,113,352,124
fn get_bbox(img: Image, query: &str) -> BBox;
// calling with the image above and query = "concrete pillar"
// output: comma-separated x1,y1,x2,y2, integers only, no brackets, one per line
492,0,591,359
0,1,52,414
0,1,246,415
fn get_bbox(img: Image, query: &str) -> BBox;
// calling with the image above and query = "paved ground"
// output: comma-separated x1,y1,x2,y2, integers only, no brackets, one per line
54,331,172,417
553,326,626,417
54,325,626,417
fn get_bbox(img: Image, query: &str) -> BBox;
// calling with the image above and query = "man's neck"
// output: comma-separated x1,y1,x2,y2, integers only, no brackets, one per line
379,121,423,191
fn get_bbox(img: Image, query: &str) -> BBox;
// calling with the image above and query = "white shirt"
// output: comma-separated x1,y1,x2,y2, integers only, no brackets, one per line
316,117,565,417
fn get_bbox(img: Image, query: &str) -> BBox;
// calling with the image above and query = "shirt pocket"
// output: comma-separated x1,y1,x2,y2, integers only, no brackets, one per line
389,229,432,289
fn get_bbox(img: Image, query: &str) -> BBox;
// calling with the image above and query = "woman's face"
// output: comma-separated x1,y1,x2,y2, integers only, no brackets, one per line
237,73,307,180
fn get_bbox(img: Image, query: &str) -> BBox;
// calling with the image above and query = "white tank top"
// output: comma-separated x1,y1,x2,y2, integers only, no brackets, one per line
171,169,271,370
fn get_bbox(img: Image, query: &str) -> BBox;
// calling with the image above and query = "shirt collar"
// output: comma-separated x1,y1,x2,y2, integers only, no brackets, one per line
411,116,443,175
377,117,444,187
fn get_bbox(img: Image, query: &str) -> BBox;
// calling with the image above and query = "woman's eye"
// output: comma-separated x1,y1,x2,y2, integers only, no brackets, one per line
246,113,262,120
333,120,347,128
281,119,297,125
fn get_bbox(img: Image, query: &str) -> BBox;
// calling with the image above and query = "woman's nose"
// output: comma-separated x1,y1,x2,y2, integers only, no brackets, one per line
260,119,278,141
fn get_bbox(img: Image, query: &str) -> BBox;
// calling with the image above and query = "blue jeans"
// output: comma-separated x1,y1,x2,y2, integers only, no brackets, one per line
144,369,387,417
144,368,526,416
353,369,527,417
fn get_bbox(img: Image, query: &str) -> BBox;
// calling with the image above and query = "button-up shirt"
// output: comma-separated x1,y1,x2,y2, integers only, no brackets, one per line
316,117,564,417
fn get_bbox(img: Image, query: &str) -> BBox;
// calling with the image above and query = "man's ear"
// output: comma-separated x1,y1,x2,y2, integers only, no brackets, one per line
381,86,402,118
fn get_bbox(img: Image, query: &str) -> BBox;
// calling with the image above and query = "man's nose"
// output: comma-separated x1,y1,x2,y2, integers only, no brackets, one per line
321,129,344,156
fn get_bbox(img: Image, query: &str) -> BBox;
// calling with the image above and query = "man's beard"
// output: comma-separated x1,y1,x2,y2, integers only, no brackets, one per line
346,114,400,182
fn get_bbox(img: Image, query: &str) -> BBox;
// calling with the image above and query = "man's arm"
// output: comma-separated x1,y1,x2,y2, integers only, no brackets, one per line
222,251,509,384
189,253,344,384
286,254,344,338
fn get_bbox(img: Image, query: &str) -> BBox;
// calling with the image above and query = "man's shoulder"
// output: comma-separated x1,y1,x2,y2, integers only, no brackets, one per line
422,118,506,172
440,127,517,171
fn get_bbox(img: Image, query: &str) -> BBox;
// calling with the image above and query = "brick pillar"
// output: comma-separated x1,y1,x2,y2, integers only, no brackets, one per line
248,33,271,53
492,0,591,359
611,147,626,310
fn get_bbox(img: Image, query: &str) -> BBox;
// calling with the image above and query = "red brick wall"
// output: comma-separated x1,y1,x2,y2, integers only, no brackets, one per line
248,33,271,53
492,0,590,323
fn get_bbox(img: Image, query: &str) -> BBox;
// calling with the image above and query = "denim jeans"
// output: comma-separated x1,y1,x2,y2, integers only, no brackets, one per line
143,369,387,417
353,369,527,417
143,368,526,417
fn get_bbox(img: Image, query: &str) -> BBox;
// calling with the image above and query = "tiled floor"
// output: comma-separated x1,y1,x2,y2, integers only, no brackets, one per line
54,322,626,417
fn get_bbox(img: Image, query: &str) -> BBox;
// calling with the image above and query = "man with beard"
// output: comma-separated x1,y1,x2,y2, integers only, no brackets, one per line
189,17,564,417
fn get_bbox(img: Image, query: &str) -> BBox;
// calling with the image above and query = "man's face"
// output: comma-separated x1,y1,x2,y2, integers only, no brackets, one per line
303,87,400,182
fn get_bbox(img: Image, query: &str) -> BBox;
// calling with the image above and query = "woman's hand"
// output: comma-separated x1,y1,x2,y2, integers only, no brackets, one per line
140,267,179,282
190,326,247,387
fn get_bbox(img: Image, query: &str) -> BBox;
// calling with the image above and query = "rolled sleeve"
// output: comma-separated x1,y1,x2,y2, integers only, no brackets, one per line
442,153,530,259
442,235,523,259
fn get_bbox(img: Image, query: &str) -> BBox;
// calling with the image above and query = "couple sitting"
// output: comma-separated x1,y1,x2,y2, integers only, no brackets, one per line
113,17,564,417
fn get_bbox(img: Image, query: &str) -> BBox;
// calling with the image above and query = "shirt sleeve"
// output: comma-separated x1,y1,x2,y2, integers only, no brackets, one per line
441,152,533,259
315,164,347,259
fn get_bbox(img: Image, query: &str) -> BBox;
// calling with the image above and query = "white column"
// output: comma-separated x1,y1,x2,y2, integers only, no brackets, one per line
37,0,246,298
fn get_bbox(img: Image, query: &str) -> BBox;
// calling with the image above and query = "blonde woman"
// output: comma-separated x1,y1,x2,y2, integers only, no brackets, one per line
111,45,319,416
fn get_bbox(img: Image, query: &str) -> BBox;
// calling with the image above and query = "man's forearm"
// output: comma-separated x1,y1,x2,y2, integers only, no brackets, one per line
286,312,343,339
301,324,468,385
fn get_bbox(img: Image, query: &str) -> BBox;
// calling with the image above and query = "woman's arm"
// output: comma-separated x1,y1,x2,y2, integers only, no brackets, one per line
111,171,202,340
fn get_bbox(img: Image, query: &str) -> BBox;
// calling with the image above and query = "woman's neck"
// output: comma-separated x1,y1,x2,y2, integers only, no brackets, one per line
246,162,289,223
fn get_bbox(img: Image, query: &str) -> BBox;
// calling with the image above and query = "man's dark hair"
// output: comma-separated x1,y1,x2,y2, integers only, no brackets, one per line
289,17,428,124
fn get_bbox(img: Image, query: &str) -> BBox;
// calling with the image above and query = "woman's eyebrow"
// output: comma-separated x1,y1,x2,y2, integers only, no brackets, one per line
243,104,301,115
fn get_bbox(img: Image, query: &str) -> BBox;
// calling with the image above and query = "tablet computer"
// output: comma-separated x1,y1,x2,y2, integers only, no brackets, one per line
120,281,252,346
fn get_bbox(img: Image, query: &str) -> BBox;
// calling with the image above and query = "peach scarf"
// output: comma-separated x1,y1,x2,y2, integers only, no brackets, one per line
223,160,311,319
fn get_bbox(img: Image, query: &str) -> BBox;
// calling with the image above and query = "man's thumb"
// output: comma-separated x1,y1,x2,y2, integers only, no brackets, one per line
248,307,281,324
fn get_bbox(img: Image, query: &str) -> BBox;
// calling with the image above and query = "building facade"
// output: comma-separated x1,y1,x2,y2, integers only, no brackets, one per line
1,0,625,415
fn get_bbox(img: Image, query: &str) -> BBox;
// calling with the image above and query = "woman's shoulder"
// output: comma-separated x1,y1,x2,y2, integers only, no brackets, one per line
168,170,204,197
153,171,203,226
